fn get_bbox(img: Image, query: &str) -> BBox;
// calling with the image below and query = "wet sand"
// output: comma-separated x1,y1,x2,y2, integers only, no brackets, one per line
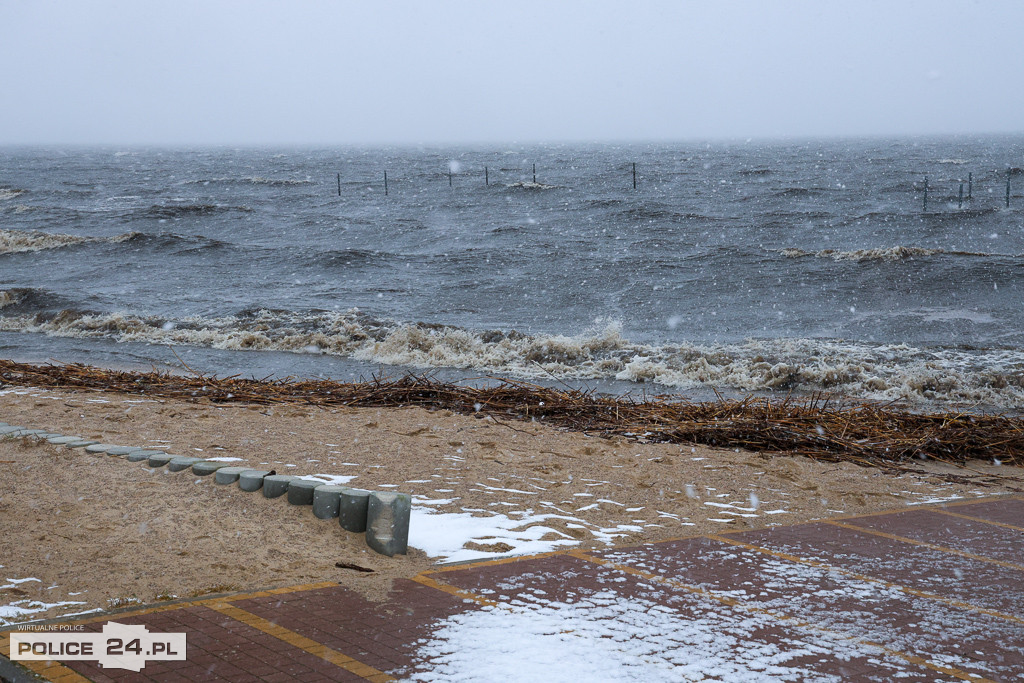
2,383,1021,624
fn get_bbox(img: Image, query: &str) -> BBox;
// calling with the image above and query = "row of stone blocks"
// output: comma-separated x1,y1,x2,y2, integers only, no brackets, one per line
0,422,411,557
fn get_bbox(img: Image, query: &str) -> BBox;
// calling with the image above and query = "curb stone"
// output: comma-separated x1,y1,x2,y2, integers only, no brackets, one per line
286,479,320,505
312,485,347,519
193,461,231,476
106,446,143,456
214,466,250,485
46,435,85,445
168,456,204,472
262,474,298,498
147,453,175,467
3,418,414,557
238,470,272,492
127,449,165,462
365,491,412,557
339,488,371,533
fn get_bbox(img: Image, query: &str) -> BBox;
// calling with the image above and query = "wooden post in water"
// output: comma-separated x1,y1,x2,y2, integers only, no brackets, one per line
448,170,453,187
384,171,388,196
1007,169,1012,208
923,175,929,212
632,163,637,190
958,183,964,209
485,166,489,185
968,172,972,200
337,173,341,196
532,164,536,184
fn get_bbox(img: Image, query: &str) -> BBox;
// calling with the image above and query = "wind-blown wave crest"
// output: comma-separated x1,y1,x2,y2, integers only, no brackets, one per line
134,203,252,219
505,182,558,190
179,176,313,186
778,246,1003,261
1,297,1021,407
0,229,139,254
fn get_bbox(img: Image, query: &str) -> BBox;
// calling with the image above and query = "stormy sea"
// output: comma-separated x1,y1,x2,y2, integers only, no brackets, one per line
2,137,1023,410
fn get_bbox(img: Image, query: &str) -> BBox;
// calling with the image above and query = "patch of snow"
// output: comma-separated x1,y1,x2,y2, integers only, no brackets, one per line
0,599,88,626
298,473,357,485
410,507,577,564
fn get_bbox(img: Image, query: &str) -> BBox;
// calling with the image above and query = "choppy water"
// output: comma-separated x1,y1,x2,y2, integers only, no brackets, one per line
2,138,1023,408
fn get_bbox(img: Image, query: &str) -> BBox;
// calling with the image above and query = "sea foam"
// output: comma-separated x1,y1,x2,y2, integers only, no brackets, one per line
1,301,1021,407
0,229,138,255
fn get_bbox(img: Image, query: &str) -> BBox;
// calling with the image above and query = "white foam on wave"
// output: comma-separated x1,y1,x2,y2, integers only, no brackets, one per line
0,229,138,255
1,304,1022,406
506,181,558,190
780,246,946,261
179,176,313,186
781,246,1015,262
0,188,26,201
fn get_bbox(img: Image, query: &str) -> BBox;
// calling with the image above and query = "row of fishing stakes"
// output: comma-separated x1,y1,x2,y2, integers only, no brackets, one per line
344,166,1014,204
331,164,643,196
923,169,1013,212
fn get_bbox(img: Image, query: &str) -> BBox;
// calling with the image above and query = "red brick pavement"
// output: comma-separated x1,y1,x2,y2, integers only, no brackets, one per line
2,494,1022,682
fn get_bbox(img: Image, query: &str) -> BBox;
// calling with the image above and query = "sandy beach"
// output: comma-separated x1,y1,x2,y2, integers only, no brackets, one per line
2,381,1021,627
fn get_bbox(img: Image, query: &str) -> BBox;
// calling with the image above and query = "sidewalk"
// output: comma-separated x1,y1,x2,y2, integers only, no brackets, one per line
3,495,1022,682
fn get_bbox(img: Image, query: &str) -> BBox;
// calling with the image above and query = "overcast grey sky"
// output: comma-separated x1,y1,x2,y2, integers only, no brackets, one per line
2,0,1022,145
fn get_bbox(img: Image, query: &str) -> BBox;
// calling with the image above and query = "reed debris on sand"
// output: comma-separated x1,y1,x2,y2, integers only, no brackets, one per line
1,360,1021,479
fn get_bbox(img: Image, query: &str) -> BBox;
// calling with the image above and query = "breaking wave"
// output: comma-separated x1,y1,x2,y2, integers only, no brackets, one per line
1,300,1022,407
505,182,558,190
777,246,1001,261
0,229,139,255
0,287,92,314
180,176,314,186
772,187,827,198
135,203,253,219
0,188,26,200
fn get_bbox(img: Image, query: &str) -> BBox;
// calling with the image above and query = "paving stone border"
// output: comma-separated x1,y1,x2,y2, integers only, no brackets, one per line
0,420,411,556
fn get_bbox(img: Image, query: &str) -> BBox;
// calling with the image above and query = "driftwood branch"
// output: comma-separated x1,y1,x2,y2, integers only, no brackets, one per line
1,360,1021,478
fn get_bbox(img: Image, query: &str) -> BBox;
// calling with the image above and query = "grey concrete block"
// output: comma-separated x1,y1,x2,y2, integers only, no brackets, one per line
338,488,371,533
167,456,204,472
46,435,84,445
64,440,99,448
4,429,47,438
127,449,165,462
192,461,231,476
365,492,411,557
238,470,272,492
287,479,320,505
0,426,24,435
213,466,250,485
312,485,347,520
262,474,297,498
85,444,117,453
147,453,176,467
106,446,143,457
